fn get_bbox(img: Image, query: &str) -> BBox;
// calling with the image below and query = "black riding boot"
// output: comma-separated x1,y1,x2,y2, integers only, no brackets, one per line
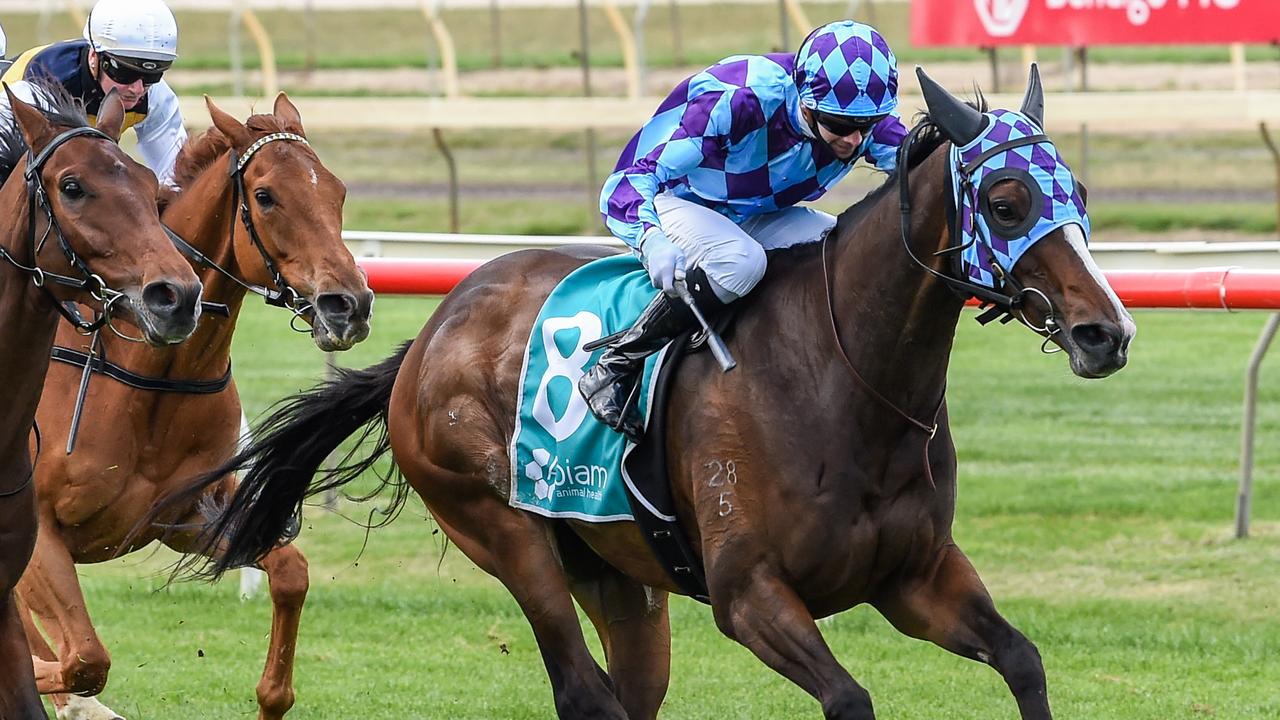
579,269,724,441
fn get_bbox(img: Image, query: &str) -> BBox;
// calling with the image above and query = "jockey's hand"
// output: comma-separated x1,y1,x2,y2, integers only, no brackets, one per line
640,228,686,296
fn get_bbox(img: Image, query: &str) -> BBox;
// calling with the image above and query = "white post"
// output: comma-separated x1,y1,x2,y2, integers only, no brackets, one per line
237,411,267,600
1230,43,1247,92
229,0,245,97
1237,313,1280,540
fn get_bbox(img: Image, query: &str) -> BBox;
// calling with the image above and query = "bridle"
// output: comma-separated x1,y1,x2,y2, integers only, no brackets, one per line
0,126,136,336
895,122,1061,344
820,120,1071,487
167,131,315,331
57,131,316,454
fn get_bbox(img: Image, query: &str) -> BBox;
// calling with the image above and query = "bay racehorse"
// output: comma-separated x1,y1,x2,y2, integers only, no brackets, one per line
0,86,201,720
152,68,1134,718
18,94,372,720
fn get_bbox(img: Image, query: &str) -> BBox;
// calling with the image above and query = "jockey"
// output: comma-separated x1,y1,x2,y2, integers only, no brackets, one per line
579,20,908,440
1,0,185,189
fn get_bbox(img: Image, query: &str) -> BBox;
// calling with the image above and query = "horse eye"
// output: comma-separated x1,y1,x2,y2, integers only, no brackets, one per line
254,189,275,208
992,201,1018,223
60,178,85,199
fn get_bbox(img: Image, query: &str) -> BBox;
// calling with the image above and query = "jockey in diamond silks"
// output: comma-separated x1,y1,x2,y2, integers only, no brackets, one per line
0,0,186,189
579,20,909,441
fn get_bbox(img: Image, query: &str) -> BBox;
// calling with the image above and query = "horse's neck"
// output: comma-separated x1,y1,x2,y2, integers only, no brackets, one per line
98,154,248,381
0,180,61,463
829,146,962,420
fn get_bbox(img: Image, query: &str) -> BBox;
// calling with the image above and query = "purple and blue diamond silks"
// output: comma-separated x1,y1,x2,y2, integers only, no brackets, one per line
794,21,898,119
951,109,1089,290
601,52,907,250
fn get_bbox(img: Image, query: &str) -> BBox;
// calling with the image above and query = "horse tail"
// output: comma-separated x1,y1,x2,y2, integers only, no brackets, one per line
158,341,413,581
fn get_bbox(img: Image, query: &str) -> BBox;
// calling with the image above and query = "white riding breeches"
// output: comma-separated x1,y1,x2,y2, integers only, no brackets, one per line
653,193,836,302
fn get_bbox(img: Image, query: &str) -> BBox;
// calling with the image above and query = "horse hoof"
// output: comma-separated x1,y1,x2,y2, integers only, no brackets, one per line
57,695,126,720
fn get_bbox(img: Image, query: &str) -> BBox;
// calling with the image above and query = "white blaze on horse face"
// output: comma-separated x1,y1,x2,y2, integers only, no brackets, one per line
308,167,318,187
1062,223,1137,342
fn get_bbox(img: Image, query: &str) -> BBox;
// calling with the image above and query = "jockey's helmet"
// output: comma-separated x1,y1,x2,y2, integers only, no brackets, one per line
794,20,898,120
83,0,178,69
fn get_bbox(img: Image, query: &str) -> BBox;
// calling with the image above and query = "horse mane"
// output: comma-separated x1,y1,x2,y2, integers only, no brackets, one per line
160,113,292,209
0,76,91,185
768,91,989,263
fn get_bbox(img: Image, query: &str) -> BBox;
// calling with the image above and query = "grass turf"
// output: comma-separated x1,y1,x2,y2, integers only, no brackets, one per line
40,299,1280,719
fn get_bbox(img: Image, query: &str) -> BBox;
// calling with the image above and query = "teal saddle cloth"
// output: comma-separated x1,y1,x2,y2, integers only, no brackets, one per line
509,254,669,522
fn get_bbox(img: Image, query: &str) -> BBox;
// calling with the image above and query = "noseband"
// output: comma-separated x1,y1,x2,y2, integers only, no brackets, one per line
167,131,315,331
0,126,134,334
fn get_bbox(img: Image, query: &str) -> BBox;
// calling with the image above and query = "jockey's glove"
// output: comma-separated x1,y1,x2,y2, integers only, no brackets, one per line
639,227,687,296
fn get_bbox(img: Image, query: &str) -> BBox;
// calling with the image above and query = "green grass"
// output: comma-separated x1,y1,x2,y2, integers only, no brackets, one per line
40,300,1280,719
4,4,1277,74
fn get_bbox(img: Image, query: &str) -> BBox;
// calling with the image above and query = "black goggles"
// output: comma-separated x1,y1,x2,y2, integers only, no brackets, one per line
815,111,887,138
100,54,170,86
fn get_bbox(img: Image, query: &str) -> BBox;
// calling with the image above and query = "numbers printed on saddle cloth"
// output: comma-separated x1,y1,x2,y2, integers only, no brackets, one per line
530,311,603,442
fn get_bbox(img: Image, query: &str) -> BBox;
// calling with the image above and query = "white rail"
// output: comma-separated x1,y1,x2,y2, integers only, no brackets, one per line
342,230,1280,271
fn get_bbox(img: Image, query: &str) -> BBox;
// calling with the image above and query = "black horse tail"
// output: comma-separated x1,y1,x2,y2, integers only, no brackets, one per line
154,341,414,581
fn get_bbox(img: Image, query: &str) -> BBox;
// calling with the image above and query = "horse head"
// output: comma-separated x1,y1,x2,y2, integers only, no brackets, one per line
4,85,201,345
917,65,1135,378
204,94,372,351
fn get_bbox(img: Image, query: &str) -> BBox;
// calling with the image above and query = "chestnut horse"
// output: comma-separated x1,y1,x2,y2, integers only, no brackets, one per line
155,69,1134,718
18,94,372,720
0,87,201,720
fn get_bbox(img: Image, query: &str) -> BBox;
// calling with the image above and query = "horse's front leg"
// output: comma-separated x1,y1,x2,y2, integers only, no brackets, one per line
708,564,874,719
873,541,1051,720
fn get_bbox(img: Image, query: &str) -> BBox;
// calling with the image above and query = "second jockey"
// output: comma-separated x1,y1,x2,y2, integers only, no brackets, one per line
579,20,909,440
1,0,186,189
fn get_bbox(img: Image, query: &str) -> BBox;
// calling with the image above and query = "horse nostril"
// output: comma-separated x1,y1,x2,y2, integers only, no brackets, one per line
142,281,181,316
1071,323,1121,356
315,292,356,321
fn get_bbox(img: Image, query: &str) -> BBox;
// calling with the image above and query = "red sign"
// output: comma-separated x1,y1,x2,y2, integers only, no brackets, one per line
911,0,1280,46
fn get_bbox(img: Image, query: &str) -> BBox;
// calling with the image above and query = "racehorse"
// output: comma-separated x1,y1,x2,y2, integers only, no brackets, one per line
152,68,1134,719
18,94,373,720
0,87,201,720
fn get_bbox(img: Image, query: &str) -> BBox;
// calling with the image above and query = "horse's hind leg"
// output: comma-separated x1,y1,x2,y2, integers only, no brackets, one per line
873,542,1051,720
711,569,875,719
562,532,671,720
159,488,306,720
400,462,629,718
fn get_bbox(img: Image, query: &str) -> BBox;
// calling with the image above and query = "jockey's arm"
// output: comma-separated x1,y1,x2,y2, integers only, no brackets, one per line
599,91,732,251
859,111,909,173
133,80,187,189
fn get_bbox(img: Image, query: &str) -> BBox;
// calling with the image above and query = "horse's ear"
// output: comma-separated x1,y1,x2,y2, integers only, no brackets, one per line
915,66,986,147
95,88,125,142
272,92,305,135
5,83,56,153
1020,63,1045,129
204,95,252,149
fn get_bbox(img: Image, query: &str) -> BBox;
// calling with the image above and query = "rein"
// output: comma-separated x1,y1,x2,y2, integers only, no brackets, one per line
0,425,40,499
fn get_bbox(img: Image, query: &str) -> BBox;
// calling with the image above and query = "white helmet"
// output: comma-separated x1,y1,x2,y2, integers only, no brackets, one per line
83,0,178,63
